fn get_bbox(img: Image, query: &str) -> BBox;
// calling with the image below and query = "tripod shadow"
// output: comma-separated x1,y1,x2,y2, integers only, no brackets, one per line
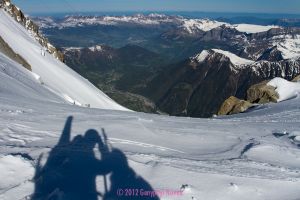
32,116,159,200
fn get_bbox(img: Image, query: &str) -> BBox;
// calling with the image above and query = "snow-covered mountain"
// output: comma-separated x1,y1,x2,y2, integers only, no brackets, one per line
33,14,279,34
0,1,128,111
1,1,300,200
193,49,300,74
145,49,300,117
34,14,300,61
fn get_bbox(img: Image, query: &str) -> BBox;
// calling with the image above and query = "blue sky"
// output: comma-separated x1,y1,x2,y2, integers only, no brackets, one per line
12,0,300,14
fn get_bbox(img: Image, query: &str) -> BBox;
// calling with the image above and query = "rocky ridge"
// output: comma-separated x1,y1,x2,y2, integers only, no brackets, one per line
145,49,300,117
0,0,64,62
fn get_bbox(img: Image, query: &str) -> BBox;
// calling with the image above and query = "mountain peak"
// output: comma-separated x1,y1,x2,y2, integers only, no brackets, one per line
192,49,254,67
0,0,64,62
212,49,254,66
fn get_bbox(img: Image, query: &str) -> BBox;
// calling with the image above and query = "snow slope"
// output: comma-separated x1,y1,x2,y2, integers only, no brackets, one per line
212,49,254,66
0,50,300,199
0,9,128,111
192,50,210,63
274,35,300,59
268,77,300,102
181,19,227,33
0,53,63,103
193,49,254,66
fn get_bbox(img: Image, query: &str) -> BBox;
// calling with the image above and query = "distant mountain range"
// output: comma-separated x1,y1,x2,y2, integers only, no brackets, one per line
34,14,300,117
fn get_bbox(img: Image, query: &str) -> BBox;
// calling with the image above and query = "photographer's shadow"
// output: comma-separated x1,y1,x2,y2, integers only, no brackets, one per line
32,116,159,200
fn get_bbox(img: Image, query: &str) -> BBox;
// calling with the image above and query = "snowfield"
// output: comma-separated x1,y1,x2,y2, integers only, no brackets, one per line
232,24,279,34
1,5,300,200
181,18,227,33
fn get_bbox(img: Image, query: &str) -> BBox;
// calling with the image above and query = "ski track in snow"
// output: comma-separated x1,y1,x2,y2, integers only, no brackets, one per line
108,138,186,153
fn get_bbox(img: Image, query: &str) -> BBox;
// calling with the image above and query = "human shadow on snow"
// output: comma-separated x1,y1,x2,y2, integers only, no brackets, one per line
31,116,159,200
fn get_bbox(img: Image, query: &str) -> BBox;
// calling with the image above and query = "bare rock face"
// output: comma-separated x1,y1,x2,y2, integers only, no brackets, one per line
218,96,253,115
292,75,300,82
218,79,282,116
246,81,279,104
0,36,31,71
0,0,64,62
257,46,284,62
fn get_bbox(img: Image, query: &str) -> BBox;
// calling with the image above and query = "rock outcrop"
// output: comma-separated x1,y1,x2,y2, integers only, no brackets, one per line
0,36,31,70
0,0,64,62
292,75,300,82
246,81,279,104
218,80,281,116
257,46,284,62
218,96,253,115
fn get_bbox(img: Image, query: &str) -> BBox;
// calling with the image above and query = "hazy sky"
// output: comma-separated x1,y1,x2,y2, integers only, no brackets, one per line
12,0,300,14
